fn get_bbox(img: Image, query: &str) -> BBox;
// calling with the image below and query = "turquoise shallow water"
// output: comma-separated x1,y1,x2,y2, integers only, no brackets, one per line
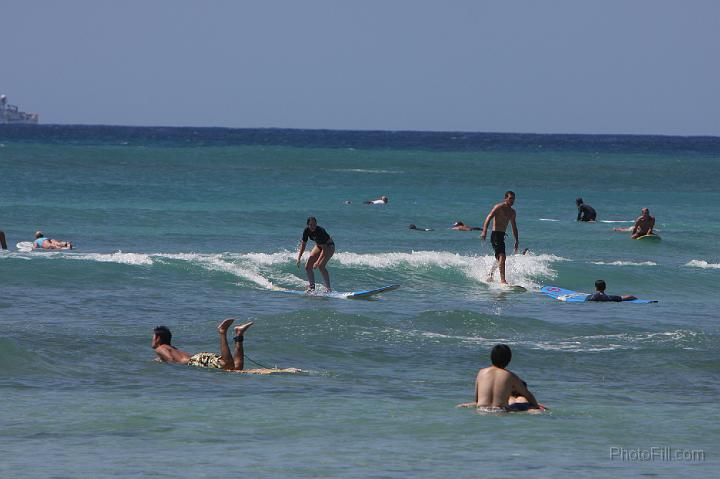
1,126,719,477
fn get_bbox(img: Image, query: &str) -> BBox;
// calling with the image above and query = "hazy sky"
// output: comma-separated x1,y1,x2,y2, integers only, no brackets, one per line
3,0,719,135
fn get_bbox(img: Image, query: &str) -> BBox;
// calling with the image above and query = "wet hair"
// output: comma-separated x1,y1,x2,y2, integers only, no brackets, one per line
490,344,512,368
576,197,584,205
408,224,417,229
504,191,515,199
453,221,464,227
595,280,607,291
35,231,44,239
306,216,317,225
153,325,172,345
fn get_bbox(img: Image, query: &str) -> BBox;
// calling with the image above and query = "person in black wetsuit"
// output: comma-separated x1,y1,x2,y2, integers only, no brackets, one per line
296,216,335,292
576,197,597,222
585,280,637,302
0,230,7,250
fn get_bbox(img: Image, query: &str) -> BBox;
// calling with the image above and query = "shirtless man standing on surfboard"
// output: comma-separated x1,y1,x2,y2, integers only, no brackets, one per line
481,191,519,285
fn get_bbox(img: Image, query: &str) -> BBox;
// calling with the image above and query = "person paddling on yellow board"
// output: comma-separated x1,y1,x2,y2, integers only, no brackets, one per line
631,208,656,239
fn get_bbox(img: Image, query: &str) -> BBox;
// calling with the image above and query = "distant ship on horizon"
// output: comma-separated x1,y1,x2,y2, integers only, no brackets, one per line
0,94,39,124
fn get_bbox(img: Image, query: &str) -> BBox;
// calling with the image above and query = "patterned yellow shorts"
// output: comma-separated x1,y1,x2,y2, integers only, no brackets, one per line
188,352,224,369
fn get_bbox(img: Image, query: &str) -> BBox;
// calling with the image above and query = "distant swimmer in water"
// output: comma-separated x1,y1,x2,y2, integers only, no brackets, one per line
451,221,481,231
457,344,544,412
296,216,335,292
364,195,388,205
576,197,597,222
33,231,73,250
481,191,519,285
585,280,637,302
0,230,7,250
152,319,254,370
630,208,656,239
409,224,433,231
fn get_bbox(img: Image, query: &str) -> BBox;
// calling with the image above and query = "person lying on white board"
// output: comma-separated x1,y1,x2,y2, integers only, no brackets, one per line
585,280,637,302
364,196,388,205
33,231,73,249
409,224,433,231
451,221,481,231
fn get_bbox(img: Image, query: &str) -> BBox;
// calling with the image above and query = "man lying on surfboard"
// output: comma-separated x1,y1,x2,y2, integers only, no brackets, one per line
457,344,544,412
585,280,637,302
152,319,255,370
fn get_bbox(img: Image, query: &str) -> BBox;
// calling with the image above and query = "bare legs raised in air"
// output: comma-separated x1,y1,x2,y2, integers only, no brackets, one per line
217,318,254,370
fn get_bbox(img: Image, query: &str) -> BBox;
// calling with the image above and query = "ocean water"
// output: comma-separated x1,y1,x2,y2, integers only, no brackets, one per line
1,126,718,478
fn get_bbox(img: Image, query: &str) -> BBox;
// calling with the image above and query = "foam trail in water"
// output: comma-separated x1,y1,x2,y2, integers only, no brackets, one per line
68,251,154,265
684,260,720,270
591,261,657,267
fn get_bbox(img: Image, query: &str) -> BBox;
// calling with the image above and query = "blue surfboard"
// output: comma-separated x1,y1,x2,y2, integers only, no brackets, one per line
281,284,399,299
540,285,657,304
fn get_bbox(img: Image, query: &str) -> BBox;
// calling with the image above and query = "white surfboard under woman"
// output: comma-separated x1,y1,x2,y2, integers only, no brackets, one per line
296,216,335,292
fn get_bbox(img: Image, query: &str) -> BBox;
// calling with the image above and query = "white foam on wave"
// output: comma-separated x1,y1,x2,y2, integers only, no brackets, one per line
23,248,567,292
591,261,657,267
539,218,560,222
684,260,720,270
155,253,287,290
68,251,154,266
332,250,566,289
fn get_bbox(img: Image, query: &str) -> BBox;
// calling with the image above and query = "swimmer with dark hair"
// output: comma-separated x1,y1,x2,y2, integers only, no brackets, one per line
457,344,544,412
409,224,433,232
585,280,637,302
576,197,597,222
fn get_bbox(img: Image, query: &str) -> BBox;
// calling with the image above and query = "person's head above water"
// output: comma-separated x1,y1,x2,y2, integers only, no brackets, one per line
595,280,607,292
641,207,650,216
153,325,172,346
381,196,388,203
490,344,512,368
576,197,584,206
453,221,464,227
35,231,45,239
306,216,318,231
504,191,516,206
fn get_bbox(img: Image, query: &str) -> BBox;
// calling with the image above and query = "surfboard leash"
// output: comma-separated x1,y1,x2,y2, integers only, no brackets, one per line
243,354,271,369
